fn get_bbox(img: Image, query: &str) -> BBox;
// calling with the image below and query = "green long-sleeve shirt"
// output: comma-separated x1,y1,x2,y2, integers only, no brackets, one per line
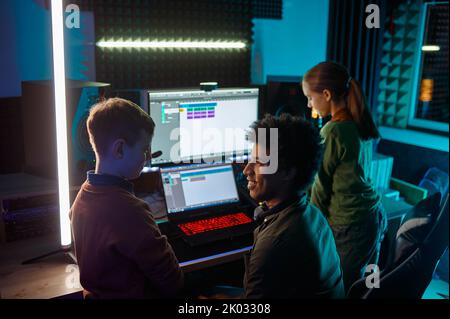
311,120,381,226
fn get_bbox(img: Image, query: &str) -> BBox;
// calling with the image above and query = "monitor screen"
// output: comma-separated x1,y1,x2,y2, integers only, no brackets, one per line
160,163,239,214
149,88,258,165
265,75,309,118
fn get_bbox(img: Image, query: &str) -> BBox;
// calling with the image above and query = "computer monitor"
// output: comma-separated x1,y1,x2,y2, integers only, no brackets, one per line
265,75,309,118
160,163,239,214
149,88,258,165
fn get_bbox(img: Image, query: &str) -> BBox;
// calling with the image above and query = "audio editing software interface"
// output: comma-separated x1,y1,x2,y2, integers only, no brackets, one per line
160,164,239,214
149,88,258,165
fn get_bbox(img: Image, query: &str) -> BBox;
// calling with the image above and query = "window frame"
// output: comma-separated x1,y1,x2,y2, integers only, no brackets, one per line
408,1,449,133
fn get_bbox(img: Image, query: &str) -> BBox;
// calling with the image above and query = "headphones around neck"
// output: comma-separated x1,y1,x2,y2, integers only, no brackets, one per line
253,202,269,221
253,195,304,222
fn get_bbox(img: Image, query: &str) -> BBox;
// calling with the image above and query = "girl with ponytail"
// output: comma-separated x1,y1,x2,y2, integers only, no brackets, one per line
302,61,386,294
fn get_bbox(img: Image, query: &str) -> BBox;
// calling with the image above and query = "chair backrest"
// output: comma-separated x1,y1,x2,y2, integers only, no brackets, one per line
348,193,449,298
419,168,449,200
392,192,441,266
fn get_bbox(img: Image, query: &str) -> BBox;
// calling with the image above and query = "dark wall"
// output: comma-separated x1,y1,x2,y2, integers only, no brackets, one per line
377,139,449,185
0,98,25,173
75,0,253,90
326,0,388,114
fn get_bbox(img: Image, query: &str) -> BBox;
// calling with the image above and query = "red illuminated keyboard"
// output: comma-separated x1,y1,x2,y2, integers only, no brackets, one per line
178,212,253,236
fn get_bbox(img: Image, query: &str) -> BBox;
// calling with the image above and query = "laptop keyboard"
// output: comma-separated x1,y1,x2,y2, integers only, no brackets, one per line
178,212,253,236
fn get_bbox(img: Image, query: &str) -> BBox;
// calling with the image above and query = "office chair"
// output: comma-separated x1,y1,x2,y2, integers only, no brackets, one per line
419,167,449,205
347,192,449,299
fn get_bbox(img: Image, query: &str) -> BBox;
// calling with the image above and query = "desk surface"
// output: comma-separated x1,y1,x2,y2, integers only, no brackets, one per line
381,194,412,219
0,235,81,299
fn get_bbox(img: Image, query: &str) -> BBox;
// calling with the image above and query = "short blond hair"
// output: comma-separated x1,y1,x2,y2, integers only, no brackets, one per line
87,98,155,157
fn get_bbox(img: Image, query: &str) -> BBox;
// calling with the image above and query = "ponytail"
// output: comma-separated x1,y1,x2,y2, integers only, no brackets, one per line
304,61,380,141
347,79,380,140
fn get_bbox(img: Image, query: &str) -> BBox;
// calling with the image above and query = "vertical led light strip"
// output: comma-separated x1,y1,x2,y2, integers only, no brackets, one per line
51,0,71,247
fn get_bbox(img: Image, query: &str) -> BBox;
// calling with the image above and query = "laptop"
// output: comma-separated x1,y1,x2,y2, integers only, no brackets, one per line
160,163,255,246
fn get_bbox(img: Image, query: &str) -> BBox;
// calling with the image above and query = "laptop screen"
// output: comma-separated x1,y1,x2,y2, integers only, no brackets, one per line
160,163,239,214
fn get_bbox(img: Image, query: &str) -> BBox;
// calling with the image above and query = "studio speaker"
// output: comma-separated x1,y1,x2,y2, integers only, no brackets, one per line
21,80,110,185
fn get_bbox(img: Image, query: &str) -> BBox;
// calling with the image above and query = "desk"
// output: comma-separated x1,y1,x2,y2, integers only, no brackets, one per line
0,228,253,299
381,194,412,220
0,195,412,299
0,171,255,299
0,234,80,299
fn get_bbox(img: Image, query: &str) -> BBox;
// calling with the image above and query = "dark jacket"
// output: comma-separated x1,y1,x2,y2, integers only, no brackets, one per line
70,172,183,299
243,194,344,298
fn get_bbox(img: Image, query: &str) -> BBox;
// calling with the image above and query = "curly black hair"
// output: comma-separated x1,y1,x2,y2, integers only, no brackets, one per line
249,113,323,191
